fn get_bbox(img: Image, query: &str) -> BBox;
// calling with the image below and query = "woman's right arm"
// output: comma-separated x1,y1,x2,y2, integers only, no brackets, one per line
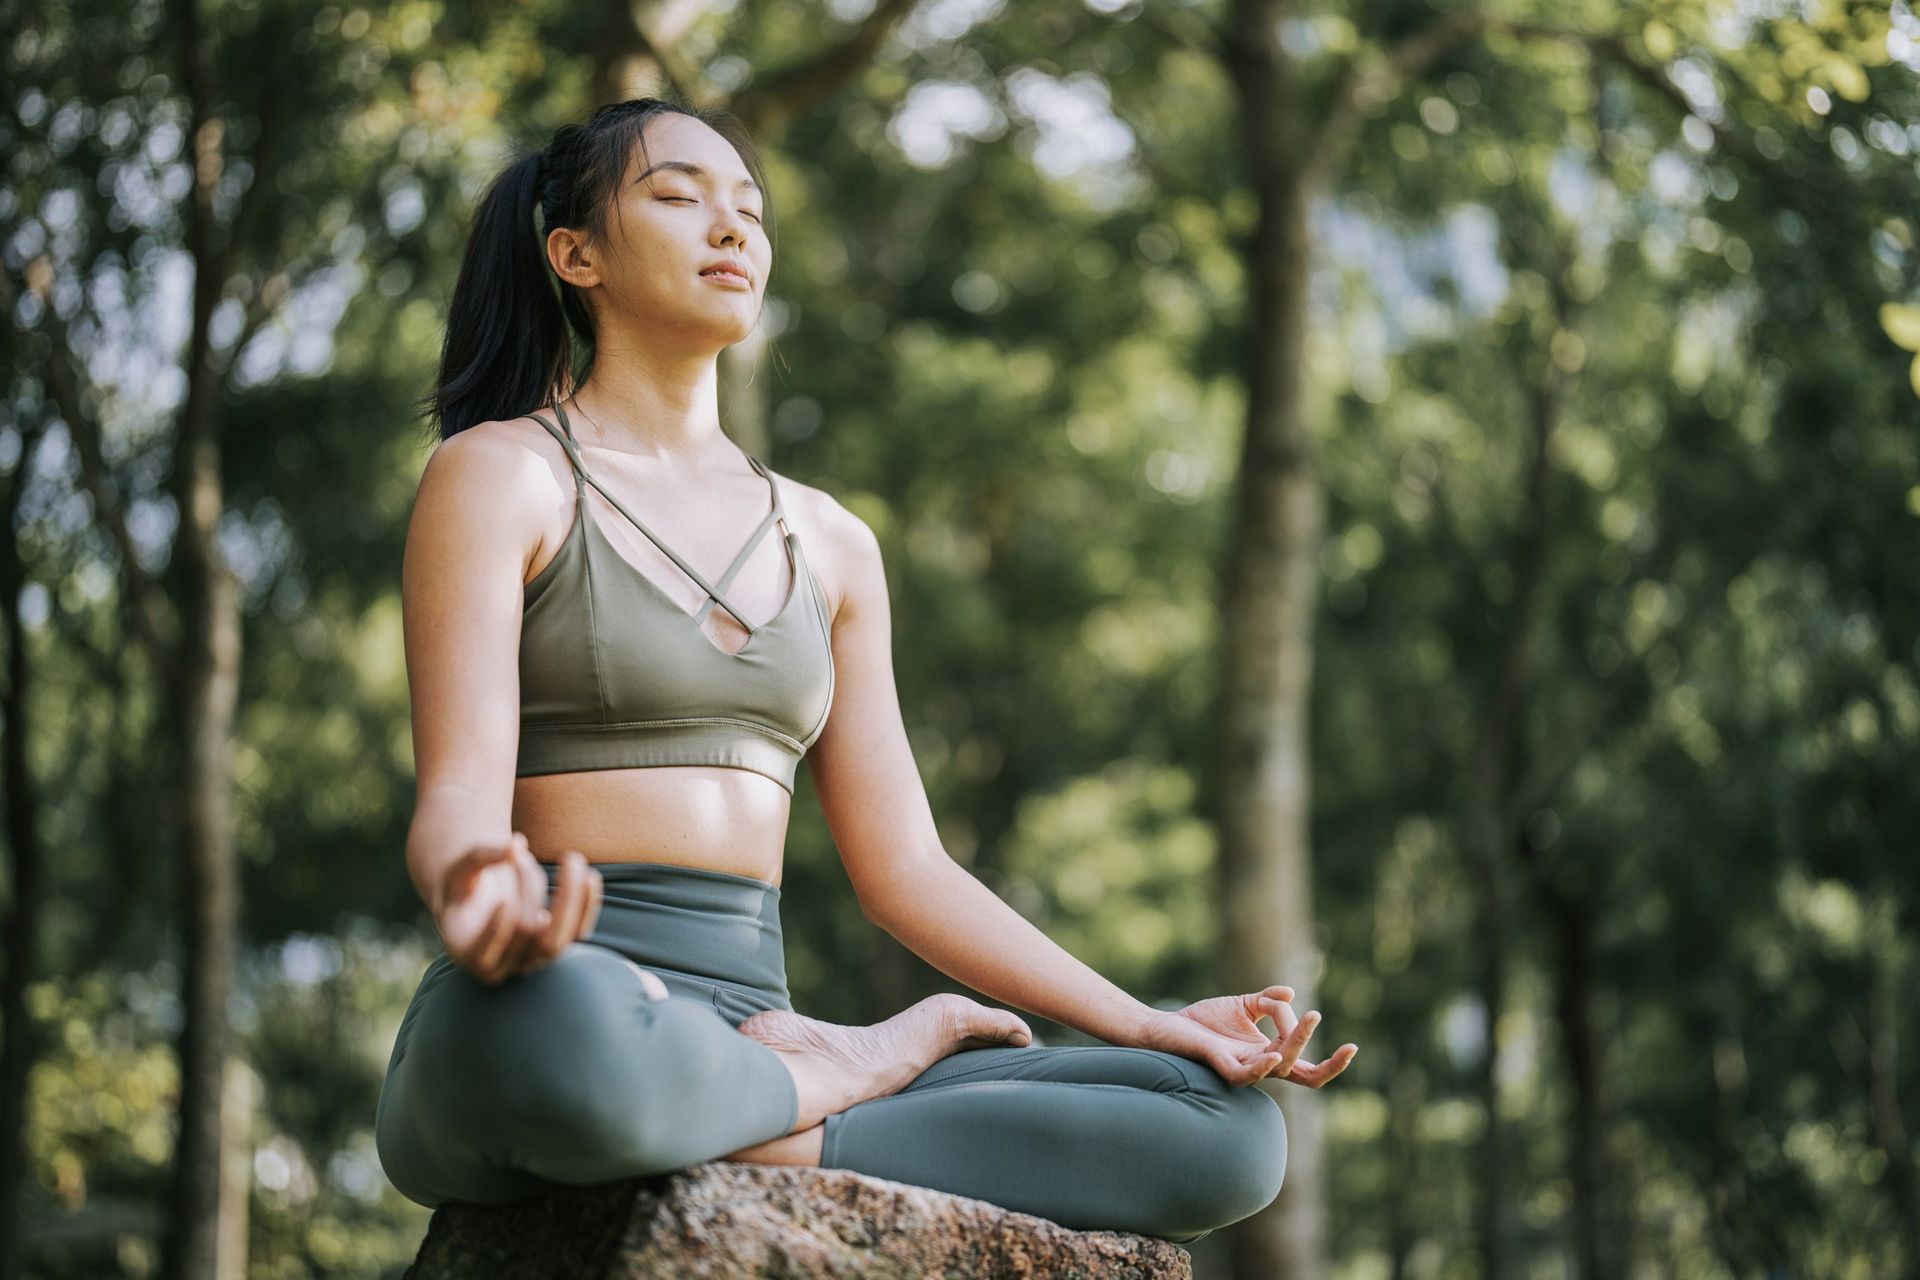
400,424,601,981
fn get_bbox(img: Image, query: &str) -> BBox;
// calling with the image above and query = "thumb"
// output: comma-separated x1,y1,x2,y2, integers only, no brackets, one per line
1234,1049,1285,1085
1212,1048,1265,1085
1223,1037,1284,1084
439,835,519,910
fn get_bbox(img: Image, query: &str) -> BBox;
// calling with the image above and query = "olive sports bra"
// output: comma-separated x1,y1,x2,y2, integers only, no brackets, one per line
514,403,836,794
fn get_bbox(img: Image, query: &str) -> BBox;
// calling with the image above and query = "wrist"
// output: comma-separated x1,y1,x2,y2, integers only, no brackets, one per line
407,844,458,920
1109,996,1168,1048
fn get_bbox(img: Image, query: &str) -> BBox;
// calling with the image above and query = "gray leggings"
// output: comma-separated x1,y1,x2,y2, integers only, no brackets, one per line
374,861,1288,1243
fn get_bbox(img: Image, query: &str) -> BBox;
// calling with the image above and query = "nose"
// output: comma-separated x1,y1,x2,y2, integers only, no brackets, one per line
715,211,755,252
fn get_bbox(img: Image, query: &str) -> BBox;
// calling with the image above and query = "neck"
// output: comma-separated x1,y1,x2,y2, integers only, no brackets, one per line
566,346,731,468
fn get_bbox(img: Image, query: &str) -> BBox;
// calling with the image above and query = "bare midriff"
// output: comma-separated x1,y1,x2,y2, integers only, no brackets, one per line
508,423,818,895
511,768,789,890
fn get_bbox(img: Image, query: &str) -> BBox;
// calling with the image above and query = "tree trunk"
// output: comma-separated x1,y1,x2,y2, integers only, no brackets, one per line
1862,944,1920,1268
1206,4,1488,1273
1546,882,1614,1280
1462,303,1564,1280
1212,148,1329,1280
217,1057,255,1280
1384,1059,1422,1280
155,0,251,1266
1466,855,1509,1278
0,423,47,1280
158,459,244,1280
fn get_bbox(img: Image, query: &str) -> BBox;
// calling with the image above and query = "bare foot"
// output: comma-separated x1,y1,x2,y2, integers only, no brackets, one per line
738,993,1032,1133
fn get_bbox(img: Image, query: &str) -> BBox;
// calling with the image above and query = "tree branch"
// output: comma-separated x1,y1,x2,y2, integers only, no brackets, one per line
0,265,172,660
1312,7,1492,186
727,0,923,135
1490,19,1853,222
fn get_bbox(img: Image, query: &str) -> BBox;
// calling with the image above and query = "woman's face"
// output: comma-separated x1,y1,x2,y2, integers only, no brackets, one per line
554,113,771,348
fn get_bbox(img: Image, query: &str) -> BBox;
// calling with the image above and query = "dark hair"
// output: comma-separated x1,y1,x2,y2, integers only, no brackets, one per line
417,97,777,441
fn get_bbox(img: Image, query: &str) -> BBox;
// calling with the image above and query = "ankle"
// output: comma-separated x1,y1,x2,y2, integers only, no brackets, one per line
723,1122,824,1166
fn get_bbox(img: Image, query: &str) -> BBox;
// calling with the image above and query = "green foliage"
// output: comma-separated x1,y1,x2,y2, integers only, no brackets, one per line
7,0,1920,1275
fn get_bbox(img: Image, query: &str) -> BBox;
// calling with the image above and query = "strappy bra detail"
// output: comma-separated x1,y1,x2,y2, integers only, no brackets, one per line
514,402,836,794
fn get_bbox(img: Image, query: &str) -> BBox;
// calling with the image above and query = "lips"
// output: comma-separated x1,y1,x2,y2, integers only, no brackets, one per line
700,262,750,282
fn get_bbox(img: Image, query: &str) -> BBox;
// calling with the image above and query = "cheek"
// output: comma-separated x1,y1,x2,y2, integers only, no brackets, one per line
606,205,677,262
608,229,683,293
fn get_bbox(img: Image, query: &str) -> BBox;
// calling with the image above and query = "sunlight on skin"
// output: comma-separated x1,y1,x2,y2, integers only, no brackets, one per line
723,1123,825,1167
1135,985,1361,1089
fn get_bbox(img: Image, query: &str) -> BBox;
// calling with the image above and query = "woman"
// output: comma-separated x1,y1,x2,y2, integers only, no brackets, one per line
374,96,1358,1245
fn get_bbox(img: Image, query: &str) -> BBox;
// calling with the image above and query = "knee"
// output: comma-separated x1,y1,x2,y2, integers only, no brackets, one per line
434,947,660,1125
1239,1086,1289,1206
1160,1084,1289,1236
387,951,732,1191
536,980,751,1159
1214,1086,1288,1219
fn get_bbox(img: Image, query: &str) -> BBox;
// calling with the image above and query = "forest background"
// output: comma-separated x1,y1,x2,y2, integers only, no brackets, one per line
4,1,1919,1278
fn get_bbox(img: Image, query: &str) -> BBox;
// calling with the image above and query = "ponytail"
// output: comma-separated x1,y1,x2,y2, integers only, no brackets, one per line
420,149,571,440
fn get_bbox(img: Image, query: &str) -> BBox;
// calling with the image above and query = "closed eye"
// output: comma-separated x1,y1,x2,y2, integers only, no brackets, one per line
658,196,762,222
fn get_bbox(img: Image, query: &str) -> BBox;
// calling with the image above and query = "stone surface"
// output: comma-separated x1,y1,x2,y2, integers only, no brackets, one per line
402,1161,1193,1278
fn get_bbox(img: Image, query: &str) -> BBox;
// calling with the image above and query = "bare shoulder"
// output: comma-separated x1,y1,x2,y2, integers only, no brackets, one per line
764,467,882,624
418,415,567,494
409,415,575,579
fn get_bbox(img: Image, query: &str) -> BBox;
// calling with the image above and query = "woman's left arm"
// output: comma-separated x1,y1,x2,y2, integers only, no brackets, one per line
805,502,1154,1042
804,498,1356,1087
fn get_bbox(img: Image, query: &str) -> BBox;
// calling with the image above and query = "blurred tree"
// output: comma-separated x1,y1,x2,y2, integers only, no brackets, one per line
4,1,1917,1279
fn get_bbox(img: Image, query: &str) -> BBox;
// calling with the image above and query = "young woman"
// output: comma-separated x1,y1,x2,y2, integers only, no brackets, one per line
374,97,1357,1245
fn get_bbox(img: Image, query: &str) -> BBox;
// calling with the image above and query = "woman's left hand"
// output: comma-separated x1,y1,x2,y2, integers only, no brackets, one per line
1130,984,1358,1087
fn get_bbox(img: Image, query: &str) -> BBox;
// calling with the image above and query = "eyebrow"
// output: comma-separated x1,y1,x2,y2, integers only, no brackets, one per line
636,160,761,196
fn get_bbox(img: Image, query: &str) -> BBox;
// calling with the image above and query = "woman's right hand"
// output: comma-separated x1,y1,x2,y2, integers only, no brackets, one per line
1131,985,1358,1088
432,834,605,985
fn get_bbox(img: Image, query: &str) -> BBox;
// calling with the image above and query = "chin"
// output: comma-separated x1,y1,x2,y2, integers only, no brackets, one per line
704,308,762,345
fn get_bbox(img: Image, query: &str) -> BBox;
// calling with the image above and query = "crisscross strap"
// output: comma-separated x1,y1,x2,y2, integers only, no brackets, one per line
525,403,786,633
692,482,783,625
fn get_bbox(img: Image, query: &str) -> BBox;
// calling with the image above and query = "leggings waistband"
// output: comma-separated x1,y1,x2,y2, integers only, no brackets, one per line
538,858,790,1013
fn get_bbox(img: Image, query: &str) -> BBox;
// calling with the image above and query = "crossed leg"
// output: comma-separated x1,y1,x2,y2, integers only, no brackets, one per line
375,945,804,1207
732,1037,1290,1244
378,946,1285,1242
376,946,1031,1209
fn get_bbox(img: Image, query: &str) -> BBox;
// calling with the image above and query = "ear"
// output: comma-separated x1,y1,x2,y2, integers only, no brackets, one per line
546,225,602,290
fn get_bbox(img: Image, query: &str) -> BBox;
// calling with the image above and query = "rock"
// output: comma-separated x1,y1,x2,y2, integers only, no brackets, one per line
402,1160,1194,1278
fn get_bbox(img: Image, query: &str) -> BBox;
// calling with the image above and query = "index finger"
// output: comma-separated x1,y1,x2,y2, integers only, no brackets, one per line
541,852,588,953
578,864,604,940
1258,993,1300,1037
1284,1043,1359,1088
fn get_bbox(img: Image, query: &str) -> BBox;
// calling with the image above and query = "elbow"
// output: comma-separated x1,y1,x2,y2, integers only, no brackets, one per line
853,850,955,929
855,878,901,927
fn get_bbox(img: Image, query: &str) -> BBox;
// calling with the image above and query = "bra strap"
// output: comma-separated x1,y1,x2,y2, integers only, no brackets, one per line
529,404,786,634
749,454,789,529
692,455,792,625
544,402,758,630
526,411,585,496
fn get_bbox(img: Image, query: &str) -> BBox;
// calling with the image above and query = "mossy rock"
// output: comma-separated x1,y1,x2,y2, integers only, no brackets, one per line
402,1160,1193,1278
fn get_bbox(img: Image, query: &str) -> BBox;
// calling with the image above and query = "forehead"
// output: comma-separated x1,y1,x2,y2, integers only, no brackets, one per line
631,115,757,191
